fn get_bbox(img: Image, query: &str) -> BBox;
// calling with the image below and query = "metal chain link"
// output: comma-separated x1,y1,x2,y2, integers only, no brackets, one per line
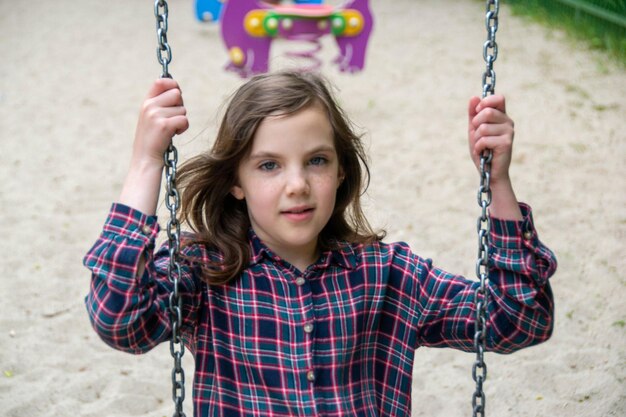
472,1,499,417
155,0,172,78
154,1,186,416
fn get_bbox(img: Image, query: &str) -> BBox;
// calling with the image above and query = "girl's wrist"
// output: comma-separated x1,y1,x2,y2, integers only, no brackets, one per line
489,174,512,190
119,159,164,216
130,154,165,173
487,176,523,221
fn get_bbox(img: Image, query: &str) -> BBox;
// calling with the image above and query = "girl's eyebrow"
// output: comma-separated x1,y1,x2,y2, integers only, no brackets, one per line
308,145,336,154
248,145,336,161
248,151,280,161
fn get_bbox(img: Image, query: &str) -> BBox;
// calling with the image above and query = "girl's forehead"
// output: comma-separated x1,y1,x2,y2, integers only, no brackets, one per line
251,105,335,155
264,100,328,121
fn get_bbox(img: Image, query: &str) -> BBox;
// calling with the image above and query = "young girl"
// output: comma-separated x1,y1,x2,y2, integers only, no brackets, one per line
84,71,556,416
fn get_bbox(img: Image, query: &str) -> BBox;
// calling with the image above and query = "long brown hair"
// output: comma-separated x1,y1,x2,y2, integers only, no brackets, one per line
177,71,384,285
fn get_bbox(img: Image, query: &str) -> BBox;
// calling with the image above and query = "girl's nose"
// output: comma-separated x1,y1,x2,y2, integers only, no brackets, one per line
285,169,310,196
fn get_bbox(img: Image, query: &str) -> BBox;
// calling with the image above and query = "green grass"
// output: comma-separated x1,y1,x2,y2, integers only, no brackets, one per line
506,0,626,66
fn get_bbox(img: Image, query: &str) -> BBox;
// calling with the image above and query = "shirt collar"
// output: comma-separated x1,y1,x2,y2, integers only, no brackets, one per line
247,228,358,270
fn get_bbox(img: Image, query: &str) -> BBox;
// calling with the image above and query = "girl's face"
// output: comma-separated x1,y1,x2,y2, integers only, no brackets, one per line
231,104,343,270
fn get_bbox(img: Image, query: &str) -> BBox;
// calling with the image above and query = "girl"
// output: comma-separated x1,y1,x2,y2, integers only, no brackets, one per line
84,71,556,416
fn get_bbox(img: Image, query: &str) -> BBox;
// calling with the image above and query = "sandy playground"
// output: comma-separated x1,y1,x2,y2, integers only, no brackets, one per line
1,0,625,416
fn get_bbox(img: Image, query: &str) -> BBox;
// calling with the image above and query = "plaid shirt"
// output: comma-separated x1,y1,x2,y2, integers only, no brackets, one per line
84,203,556,417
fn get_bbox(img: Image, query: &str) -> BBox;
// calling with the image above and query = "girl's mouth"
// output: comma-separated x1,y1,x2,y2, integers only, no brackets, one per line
282,206,315,221
284,207,312,214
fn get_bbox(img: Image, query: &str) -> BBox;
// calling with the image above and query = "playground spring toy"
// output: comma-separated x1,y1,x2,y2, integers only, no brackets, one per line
219,0,374,77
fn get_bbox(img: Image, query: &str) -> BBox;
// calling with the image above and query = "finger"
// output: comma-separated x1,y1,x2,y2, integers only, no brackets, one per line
153,87,184,107
472,107,511,128
468,96,481,129
143,89,184,116
473,121,513,141
146,78,180,99
148,105,187,119
473,134,513,156
171,115,190,135
475,94,506,114
150,112,188,139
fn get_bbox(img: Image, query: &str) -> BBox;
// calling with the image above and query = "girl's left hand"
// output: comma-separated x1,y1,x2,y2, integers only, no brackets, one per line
467,95,514,185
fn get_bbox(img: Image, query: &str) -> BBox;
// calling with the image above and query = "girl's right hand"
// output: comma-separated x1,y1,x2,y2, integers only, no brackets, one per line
132,78,189,168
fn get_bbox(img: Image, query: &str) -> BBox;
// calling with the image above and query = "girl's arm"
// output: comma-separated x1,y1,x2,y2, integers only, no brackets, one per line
467,95,522,221
120,78,187,278
84,80,194,353
404,96,556,351
411,207,557,353
119,78,188,215
372,209,556,354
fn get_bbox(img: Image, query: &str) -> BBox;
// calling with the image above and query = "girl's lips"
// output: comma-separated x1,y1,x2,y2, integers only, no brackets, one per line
281,207,314,221
282,205,313,213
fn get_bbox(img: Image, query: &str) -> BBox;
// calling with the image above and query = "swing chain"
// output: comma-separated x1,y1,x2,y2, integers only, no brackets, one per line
154,1,186,416
155,0,172,78
473,1,499,417
481,0,499,98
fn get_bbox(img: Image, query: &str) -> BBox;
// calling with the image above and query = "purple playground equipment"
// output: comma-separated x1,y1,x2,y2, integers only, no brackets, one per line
219,0,374,77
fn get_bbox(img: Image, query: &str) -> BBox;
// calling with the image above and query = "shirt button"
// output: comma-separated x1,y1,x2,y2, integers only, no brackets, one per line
306,370,316,382
295,277,306,286
523,231,533,240
304,323,314,334
141,225,152,235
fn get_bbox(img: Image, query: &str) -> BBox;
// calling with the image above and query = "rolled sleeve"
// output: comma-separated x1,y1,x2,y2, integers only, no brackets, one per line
102,203,160,242
84,204,172,353
489,203,557,287
84,203,159,289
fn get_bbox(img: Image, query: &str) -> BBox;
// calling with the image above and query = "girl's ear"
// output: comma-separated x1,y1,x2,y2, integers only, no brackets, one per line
231,185,245,200
337,168,345,188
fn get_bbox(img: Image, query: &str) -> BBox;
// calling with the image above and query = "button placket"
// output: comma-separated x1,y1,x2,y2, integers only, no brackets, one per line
302,317,316,385
293,272,318,390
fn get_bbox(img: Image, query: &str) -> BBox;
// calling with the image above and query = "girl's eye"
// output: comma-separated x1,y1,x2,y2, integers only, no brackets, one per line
309,156,327,166
259,161,277,171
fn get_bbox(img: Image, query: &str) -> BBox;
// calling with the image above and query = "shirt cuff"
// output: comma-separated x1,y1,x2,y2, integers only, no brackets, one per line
102,203,160,245
489,202,537,250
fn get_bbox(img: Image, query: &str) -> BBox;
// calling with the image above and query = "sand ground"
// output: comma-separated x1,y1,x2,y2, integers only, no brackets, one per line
1,0,624,416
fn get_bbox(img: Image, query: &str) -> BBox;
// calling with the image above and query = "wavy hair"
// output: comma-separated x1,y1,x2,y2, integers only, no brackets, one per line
177,71,384,284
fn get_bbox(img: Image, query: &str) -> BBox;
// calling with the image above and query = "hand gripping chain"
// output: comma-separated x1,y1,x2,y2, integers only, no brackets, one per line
472,1,499,416
154,1,186,416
